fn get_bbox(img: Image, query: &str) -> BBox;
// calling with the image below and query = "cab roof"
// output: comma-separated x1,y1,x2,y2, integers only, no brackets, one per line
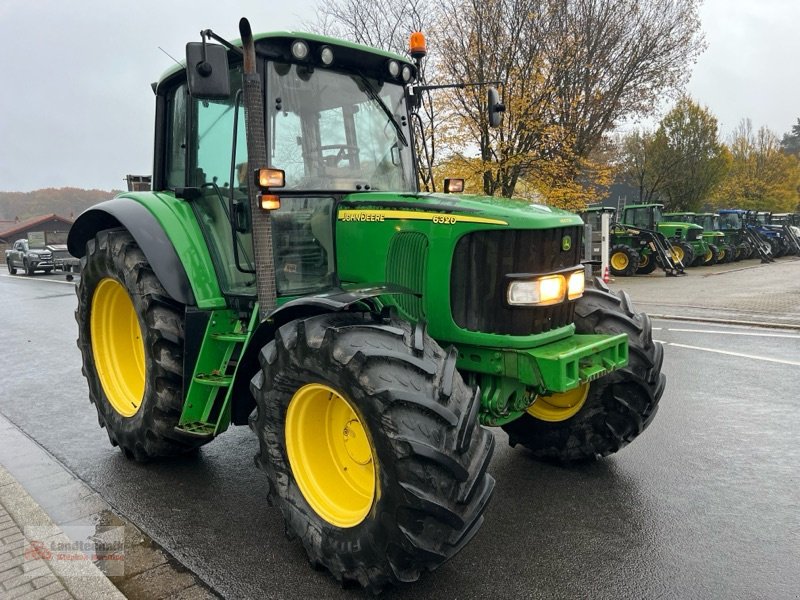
157,30,414,85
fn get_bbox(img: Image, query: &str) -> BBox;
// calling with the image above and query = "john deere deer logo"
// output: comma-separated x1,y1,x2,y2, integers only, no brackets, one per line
561,235,572,252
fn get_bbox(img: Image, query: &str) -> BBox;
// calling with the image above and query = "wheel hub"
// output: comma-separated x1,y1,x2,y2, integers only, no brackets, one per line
611,253,628,270
285,383,376,528
90,278,145,417
527,382,590,422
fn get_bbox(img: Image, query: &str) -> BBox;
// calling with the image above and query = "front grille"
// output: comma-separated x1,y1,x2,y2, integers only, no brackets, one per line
450,227,581,335
386,232,427,320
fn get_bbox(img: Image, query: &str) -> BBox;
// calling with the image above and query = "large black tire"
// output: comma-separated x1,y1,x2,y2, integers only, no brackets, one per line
609,244,639,277
701,244,719,266
76,229,208,461
250,312,495,593
502,278,665,461
635,251,657,275
24,259,34,276
671,241,695,268
6,258,17,275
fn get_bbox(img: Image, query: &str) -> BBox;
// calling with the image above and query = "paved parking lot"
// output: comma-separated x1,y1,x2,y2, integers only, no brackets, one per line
0,263,798,599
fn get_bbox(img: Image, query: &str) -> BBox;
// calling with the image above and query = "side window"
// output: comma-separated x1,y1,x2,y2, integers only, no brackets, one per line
166,84,188,188
187,67,254,296
193,69,247,188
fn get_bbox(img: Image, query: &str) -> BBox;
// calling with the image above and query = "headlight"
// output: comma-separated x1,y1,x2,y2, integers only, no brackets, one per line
507,270,584,306
567,270,585,300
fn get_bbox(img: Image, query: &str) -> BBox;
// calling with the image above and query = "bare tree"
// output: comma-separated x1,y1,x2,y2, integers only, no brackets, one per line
308,0,705,202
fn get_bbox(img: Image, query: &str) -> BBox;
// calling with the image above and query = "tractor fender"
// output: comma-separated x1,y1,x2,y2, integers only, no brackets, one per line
230,285,411,425
67,199,195,306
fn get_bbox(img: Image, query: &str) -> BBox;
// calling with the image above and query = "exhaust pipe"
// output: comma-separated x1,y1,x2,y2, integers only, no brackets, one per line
239,17,277,318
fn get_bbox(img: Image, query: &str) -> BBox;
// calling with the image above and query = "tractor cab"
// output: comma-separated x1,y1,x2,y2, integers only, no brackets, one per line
153,33,420,303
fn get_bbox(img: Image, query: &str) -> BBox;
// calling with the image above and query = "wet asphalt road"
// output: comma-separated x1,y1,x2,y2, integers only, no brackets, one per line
0,268,798,599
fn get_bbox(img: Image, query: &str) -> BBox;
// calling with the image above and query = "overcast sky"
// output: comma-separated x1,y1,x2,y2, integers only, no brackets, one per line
1,0,798,192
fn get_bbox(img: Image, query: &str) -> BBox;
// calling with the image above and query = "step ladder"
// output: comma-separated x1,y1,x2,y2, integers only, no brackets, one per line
176,307,259,439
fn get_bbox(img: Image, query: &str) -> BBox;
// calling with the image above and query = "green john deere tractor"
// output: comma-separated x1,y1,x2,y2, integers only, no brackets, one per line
581,205,684,276
67,21,664,592
664,212,733,265
621,203,707,267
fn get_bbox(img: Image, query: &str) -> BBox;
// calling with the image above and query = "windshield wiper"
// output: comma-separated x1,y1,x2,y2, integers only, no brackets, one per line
356,74,408,147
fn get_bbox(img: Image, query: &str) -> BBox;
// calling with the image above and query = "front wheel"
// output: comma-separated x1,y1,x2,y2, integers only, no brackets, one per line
671,242,695,268
250,313,495,592
502,278,665,461
702,244,719,266
76,229,209,460
635,250,657,275
6,259,17,275
24,259,34,276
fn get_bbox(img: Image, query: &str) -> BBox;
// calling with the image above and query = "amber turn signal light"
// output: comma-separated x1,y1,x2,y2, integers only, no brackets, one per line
259,194,281,211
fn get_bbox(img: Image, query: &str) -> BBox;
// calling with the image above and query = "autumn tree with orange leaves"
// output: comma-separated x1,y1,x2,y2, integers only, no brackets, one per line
311,0,704,208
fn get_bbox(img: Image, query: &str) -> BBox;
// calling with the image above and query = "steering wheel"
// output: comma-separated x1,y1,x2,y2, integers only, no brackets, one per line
319,144,359,168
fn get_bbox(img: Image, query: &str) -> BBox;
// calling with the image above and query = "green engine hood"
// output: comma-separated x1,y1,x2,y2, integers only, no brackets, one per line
339,191,584,230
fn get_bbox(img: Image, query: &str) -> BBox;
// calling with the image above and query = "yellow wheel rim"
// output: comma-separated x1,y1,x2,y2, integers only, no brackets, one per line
610,252,629,271
704,249,712,262
285,383,376,528
639,253,650,268
718,248,726,261
527,383,590,422
671,246,684,262
90,278,145,417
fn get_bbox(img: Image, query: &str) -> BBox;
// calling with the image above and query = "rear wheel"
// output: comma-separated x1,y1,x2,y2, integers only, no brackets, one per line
609,244,639,277
250,313,495,592
502,278,664,461
6,259,16,275
76,229,209,461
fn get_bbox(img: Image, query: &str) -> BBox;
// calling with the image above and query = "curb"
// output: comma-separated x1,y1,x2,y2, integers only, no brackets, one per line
648,313,800,331
0,464,126,600
0,414,219,600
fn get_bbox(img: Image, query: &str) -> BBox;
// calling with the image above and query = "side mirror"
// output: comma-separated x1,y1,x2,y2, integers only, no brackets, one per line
185,42,230,99
488,87,505,128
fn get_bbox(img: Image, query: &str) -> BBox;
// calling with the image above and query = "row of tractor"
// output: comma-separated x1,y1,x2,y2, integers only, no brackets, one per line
581,204,800,277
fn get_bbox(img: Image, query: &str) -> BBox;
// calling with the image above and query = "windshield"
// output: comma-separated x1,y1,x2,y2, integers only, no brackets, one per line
267,62,415,192
719,213,742,230
702,215,717,231
653,206,664,223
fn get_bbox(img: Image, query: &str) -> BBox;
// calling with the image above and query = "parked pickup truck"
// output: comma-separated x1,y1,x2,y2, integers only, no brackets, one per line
5,238,54,275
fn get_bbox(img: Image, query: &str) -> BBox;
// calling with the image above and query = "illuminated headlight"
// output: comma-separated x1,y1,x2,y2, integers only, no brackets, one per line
291,40,309,60
320,45,334,66
507,276,565,306
507,270,585,306
567,270,585,300
387,60,400,78
401,64,413,82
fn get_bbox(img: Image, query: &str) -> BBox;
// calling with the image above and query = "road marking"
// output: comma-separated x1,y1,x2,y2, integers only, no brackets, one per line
664,327,800,339
655,340,800,367
0,273,77,286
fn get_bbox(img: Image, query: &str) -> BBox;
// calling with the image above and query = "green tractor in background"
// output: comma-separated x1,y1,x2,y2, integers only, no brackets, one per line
67,21,664,592
663,212,734,264
581,205,685,277
620,204,708,267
